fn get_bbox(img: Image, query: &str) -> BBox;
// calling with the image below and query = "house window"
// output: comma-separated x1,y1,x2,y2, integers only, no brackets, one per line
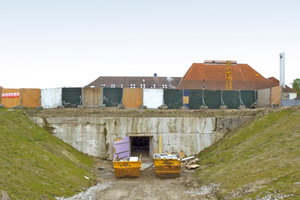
130,84,136,88
140,84,146,88
120,84,123,88
101,84,105,87
162,84,168,88
151,84,156,89
111,84,115,88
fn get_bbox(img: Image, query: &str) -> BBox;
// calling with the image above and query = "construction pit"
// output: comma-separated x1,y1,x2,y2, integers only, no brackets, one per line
27,108,262,199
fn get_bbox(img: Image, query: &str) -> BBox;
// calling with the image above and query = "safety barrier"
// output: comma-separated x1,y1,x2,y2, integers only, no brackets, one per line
0,87,274,109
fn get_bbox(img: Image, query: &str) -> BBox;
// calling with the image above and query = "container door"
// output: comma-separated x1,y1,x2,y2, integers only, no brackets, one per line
113,137,130,160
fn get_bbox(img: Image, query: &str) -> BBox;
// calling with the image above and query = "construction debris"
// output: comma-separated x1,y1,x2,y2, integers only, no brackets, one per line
185,164,200,170
187,158,199,165
181,156,195,162
154,153,180,160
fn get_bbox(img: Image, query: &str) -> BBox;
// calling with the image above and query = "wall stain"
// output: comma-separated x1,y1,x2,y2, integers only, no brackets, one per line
42,117,55,134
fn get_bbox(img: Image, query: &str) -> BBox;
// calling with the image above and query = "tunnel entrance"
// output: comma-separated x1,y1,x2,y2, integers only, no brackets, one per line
130,136,153,161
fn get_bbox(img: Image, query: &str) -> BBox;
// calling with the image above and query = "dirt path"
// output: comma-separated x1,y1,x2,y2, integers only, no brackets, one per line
94,159,210,200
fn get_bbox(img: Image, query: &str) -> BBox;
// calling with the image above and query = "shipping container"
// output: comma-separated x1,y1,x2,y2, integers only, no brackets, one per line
143,89,163,109
21,88,41,108
1,89,21,108
82,87,103,107
41,88,62,108
123,88,143,108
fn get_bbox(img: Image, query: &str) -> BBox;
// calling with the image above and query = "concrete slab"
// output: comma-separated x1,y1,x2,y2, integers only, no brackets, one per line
140,162,153,172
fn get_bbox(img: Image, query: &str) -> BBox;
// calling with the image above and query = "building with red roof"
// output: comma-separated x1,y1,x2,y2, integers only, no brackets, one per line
177,60,277,90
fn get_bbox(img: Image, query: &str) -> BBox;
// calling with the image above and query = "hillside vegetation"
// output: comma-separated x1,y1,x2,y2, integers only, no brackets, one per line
0,109,95,199
195,106,300,199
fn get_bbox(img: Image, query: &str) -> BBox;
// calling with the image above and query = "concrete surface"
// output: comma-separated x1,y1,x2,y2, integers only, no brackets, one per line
31,116,250,160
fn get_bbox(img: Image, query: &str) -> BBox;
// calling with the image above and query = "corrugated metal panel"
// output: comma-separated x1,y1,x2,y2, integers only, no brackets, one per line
103,88,123,107
21,88,41,107
143,89,164,108
271,86,282,106
82,87,103,107
41,88,62,108
62,88,82,106
282,99,300,106
123,88,143,108
1,89,21,108
258,88,271,107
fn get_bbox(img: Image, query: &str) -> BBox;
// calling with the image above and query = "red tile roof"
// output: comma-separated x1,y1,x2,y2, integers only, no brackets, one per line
177,62,277,90
267,77,297,93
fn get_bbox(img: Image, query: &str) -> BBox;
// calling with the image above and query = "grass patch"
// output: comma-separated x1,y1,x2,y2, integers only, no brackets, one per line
0,109,95,199
195,107,300,199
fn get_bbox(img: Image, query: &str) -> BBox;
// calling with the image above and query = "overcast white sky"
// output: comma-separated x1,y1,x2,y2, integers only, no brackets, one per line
1,0,299,89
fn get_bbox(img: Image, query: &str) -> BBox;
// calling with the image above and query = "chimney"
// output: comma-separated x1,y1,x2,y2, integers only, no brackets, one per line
154,72,157,78
279,52,285,88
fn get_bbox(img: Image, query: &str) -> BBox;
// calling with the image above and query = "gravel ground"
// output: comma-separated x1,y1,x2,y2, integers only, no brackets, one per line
185,183,220,196
55,182,114,200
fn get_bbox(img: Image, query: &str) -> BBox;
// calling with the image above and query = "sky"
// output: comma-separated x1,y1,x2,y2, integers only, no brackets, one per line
1,0,299,89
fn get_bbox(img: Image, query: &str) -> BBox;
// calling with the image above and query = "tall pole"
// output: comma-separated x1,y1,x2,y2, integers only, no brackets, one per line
255,74,259,90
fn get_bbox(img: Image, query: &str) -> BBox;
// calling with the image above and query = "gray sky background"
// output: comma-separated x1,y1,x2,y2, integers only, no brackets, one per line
1,0,299,89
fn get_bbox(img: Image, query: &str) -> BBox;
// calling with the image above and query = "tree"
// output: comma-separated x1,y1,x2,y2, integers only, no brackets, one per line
292,78,300,97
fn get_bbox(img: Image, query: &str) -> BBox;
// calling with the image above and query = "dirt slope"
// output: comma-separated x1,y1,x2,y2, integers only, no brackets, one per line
195,106,300,199
0,109,95,199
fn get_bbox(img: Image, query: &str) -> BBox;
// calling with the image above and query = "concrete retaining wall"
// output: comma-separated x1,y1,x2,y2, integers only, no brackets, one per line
31,116,250,160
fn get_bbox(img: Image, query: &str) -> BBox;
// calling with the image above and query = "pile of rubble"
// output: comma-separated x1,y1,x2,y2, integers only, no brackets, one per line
154,153,181,160
182,156,200,170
